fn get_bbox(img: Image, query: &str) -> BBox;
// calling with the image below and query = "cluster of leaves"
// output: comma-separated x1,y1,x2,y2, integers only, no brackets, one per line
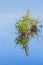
15,10,42,56
15,10,39,37
15,35,29,56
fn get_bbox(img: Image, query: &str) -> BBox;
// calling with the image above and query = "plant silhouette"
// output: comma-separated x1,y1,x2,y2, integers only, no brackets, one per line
15,35,29,56
15,10,42,56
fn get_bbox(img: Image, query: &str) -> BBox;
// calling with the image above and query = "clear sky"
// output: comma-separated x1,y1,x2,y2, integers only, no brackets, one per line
0,0,43,18
0,0,43,65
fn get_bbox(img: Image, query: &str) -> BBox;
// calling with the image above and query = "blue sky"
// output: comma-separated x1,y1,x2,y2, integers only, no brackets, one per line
0,0,43,18
0,0,43,65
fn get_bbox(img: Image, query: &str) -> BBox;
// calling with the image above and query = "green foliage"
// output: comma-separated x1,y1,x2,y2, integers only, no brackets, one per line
15,10,31,33
15,10,42,56
15,35,29,56
15,10,39,34
16,22,30,32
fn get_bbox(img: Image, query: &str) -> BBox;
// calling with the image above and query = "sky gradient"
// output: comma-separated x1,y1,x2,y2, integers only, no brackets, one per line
0,0,43,65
